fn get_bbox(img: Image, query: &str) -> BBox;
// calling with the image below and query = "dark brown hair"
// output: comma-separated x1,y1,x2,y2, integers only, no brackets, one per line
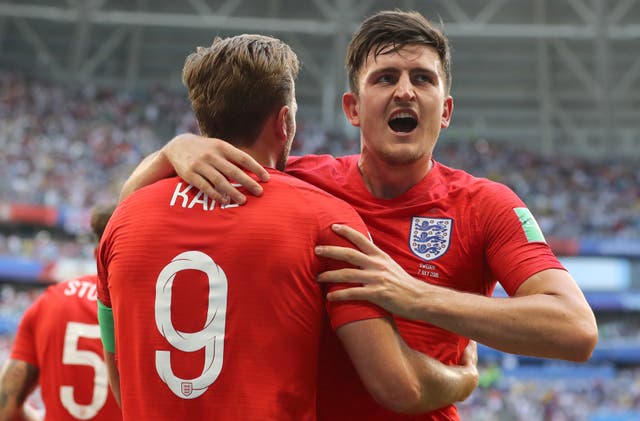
346,10,452,95
90,203,116,242
182,34,299,147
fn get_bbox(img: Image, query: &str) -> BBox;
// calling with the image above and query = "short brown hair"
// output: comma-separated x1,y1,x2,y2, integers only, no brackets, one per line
90,203,116,242
346,10,452,95
182,34,299,147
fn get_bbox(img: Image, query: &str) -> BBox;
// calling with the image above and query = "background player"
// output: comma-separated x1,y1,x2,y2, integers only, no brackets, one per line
118,9,598,421
0,204,122,421
97,34,478,421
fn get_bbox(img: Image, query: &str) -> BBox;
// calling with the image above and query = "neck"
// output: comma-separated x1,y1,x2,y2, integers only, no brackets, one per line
239,144,278,170
237,120,283,170
358,153,433,199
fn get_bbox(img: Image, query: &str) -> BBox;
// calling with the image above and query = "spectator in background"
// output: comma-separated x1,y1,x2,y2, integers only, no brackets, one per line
97,34,477,420
119,9,598,420
0,204,122,421
1,69,639,241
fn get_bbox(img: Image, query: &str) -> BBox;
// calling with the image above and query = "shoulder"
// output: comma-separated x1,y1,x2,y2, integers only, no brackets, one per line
106,176,184,232
434,161,522,204
119,176,183,207
287,154,358,174
267,170,363,224
269,170,354,207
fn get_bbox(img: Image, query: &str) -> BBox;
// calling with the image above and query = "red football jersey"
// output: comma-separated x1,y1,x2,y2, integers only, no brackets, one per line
97,169,382,421
287,155,566,421
11,275,123,421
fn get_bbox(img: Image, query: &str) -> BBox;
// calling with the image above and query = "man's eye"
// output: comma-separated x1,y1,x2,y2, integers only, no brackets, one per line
414,74,432,84
377,74,394,83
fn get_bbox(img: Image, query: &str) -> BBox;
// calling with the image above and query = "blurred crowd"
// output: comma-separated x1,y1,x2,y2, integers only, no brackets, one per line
2,70,640,249
0,67,639,265
436,141,640,240
0,70,196,209
457,366,640,421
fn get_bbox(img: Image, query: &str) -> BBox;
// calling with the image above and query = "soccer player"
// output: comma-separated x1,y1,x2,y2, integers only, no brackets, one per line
119,10,599,421
97,34,477,421
0,204,122,421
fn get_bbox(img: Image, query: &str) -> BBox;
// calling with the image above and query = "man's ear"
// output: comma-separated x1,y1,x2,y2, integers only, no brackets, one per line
342,92,360,127
275,105,290,141
440,96,454,129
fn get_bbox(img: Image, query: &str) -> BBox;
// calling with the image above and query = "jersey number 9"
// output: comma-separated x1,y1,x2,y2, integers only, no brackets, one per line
154,251,228,399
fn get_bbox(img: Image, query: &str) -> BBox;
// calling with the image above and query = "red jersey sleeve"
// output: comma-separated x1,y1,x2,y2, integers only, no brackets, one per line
480,182,566,296
96,206,119,309
310,192,389,329
96,249,111,308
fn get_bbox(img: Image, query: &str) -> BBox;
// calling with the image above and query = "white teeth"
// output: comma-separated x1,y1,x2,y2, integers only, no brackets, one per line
391,111,415,120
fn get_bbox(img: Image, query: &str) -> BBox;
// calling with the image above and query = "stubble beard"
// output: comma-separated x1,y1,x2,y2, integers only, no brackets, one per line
375,143,426,167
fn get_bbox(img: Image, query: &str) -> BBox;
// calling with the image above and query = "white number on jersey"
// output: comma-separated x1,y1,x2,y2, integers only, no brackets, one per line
154,251,228,399
60,322,108,419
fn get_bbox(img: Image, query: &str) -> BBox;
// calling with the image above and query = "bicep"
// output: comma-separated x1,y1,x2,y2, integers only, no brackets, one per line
336,317,403,377
335,318,419,412
514,268,586,299
514,268,595,321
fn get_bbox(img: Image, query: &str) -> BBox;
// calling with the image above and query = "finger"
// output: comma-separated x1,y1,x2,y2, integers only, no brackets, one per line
189,172,243,205
326,287,369,302
461,340,478,366
229,151,270,183
314,245,369,268
330,224,379,254
181,164,241,204
213,184,245,205
316,267,371,284
213,159,265,197
468,341,478,364
218,142,270,183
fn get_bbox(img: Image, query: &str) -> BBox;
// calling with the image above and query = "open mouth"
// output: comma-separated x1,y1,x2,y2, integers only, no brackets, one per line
388,112,418,133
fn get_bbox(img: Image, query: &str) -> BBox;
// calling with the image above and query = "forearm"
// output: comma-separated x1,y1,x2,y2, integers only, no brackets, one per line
315,226,597,362
0,360,38,421
403,343,477,412
419,288,550,352
413,274,597,361
119,149,175,202
104,352,121,406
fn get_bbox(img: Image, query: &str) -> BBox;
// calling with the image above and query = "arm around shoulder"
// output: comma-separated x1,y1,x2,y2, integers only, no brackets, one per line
120,132,269,204
119,149,172,202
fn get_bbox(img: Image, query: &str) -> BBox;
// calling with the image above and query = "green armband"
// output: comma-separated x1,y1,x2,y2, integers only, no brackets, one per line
97,299,116,353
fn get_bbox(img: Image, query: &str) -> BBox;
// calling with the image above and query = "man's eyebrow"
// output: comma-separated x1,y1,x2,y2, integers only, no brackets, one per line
410,67,439,75
369,67,400,75
370,65,438,74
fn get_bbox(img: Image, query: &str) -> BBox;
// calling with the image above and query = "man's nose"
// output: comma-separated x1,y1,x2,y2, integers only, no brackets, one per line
394,75,416,101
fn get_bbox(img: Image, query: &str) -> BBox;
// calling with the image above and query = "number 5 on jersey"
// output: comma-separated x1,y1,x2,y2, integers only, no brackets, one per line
61,322,108,419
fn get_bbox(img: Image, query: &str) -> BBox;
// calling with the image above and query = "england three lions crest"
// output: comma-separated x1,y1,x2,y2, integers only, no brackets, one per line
410,217,452,261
